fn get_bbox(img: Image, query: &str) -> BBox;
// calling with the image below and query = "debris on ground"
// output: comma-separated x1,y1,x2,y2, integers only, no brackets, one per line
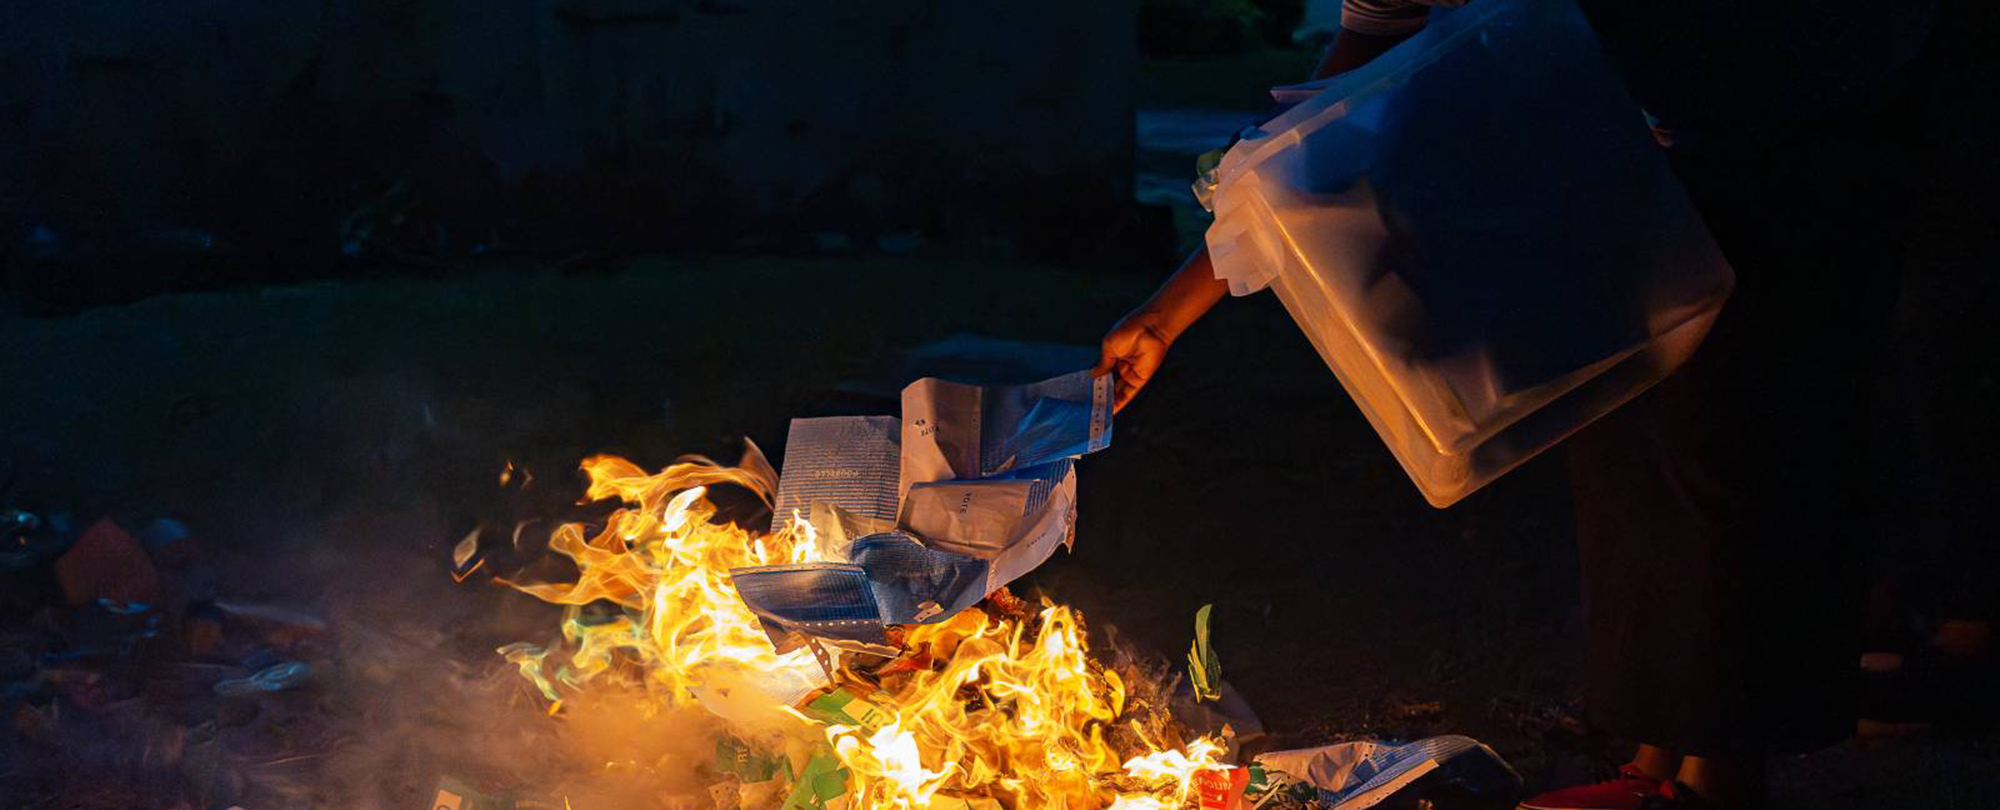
1190,602,1222,702
211,600,329,647
434,776,515,810
138,517,200,567
1243,736,1521,810
213,661,313,696
54,518,159,606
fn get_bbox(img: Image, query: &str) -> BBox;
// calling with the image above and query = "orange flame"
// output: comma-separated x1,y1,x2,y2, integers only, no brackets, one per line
498,451,1223,809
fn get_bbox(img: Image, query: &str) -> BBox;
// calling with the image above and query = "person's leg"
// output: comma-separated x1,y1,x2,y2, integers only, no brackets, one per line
1630,744,1679,781
1547,227,1861,810
1564,324,1756,766
1532,332,1760,810
1676,756,1766,809
1549,79,1912,806
1517,741,1682,810
1861,16,2000,719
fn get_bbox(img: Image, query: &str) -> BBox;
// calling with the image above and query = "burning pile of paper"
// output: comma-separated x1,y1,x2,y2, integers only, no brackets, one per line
492,371,1237,810
736,370,1111,657
485,369,1519,810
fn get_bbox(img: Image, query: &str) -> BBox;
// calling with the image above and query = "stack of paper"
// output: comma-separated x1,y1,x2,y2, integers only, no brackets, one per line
733,370,1113,651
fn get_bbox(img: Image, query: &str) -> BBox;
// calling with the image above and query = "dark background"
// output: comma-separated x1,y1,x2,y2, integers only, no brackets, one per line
3,1,1997,808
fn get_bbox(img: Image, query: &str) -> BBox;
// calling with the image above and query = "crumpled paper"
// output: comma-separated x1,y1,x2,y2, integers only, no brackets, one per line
1253,735,1520,810
733,370,1111,649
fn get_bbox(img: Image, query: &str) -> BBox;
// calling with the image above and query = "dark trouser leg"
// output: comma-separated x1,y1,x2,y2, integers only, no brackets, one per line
1567,115,1909,757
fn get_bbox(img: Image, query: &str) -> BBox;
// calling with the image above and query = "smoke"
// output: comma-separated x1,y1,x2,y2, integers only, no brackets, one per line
297,528,790,810
124,494,741,810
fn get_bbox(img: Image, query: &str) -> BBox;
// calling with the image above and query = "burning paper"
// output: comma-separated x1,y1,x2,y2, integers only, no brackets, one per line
899,459,1078,595
492,422,1224,810
769,416,903,557
734,370,1108,650
497,450,829,727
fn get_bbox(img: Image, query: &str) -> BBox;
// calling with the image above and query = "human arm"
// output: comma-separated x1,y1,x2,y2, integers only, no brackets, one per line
1311,26,1414,79
1092,248,1229,413
1095,4,1427,411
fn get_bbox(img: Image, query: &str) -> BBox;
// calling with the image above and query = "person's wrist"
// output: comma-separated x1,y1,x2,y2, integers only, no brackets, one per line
1132,307,1184,346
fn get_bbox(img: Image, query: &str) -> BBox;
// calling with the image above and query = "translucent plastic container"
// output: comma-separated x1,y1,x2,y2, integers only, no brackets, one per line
1205,0,1733,506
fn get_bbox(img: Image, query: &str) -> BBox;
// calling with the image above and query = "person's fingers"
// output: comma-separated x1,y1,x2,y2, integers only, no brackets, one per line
1101,324,1167,413
1116,360,1148,389
1112,359,1153,413
1095,320,1140,377
1092,340,1119,378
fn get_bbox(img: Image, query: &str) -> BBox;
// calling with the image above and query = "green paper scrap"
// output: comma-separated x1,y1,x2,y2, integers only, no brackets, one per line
1243,763,1271,798
432,775,515,810
802,688,894,729
781,751,851,810
715,735,787,783
1188,603,1222,702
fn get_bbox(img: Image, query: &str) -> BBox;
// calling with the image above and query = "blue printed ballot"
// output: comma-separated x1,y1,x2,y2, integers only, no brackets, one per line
733,370,1111,651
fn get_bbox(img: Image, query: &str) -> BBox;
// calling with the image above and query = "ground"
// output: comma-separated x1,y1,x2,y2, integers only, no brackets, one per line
3,252,1996,809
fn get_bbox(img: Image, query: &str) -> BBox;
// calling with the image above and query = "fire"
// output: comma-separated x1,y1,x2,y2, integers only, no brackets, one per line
498,453,826,722
497,451,1223,809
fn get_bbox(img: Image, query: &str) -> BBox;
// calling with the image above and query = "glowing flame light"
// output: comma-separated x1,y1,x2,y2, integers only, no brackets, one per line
498,451,1224,809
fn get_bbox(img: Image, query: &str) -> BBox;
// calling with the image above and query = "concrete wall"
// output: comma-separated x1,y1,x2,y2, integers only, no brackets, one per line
1,1,1136,305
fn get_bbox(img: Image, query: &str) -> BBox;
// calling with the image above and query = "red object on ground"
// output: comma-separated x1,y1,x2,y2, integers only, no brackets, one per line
53,518,160,606
1194,767,1249,810
1517,765,1667,810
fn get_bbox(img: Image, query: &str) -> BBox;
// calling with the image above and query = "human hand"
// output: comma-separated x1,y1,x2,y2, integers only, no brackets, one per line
1092,309,1175,413
1093,248,1229,413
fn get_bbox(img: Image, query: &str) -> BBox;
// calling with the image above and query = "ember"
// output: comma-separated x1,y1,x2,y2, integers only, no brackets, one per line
496,450,1223,810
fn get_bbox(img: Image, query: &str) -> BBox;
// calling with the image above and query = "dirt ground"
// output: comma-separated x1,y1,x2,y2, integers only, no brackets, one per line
3,254,1996,808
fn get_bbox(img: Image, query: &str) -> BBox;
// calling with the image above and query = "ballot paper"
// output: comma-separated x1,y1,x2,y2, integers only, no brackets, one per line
768,416,901,558
898,459,1077,594
900,370,1112,493
733,532,990,648
733,370,1109,648
1253,736,1520,810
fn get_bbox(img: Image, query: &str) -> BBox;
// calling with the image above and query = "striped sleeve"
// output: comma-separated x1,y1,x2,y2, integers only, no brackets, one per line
1341,0,1434,37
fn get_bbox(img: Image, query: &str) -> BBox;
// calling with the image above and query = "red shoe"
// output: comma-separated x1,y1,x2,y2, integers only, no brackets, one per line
1517,765,1669,810
1647,780,1713,809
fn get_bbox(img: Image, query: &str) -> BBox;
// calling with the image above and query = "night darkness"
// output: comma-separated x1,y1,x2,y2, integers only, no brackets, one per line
2,2,1997,809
